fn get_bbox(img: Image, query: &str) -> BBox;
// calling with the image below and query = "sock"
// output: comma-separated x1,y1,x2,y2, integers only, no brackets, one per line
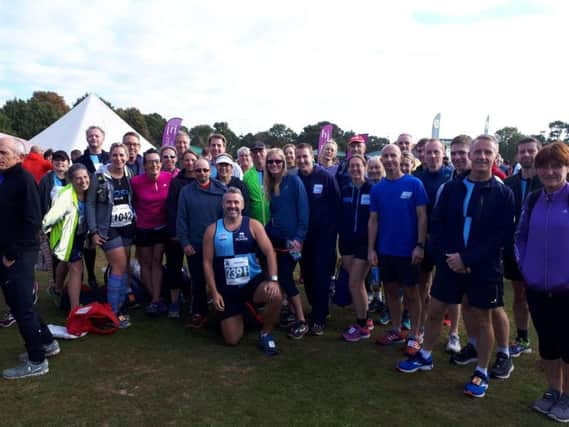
107,274,122,315
419,348,432,359
356,318,367,328
516,329,528,342
468,336,477,348
475,366,488,376
497,346,510,357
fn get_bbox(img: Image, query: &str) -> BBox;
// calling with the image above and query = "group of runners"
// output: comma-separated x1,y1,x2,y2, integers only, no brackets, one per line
1,126,568,422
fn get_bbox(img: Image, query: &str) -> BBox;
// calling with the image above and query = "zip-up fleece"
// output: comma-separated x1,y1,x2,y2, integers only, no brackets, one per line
515,183,569,293
339,181,372,243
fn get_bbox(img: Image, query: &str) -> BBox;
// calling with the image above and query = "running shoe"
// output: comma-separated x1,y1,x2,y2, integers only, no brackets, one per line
187,313,207,329
450,342,478,365
168,302,180,319
342,325,371,342
397,352,433,373
310,322,325,336
3,360,49,380
446,333,461,354
489,352,514,379
280,312,296,329
376,329,406,345
368,297,384,313
156,299,168,314
404,337,421,356
288,322,309,340
509,339,532,358
19,340,60,362
0,311,16,328
118,315,131,329
258,332,278,356
549,394,569,423
145,302,160,316
366,318,374,331
401,311,411,331
377,309,391,326
533,390,559,415
464,370,489,398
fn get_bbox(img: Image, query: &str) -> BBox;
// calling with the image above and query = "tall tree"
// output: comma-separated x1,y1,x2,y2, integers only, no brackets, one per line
116,107,151,143
30,91,70,115
0,111,14,134
2,97,64,140
264,123,297,148
145,112,167,146
495,126,525,163
213,122,240,155
548,120,569,142
189,124,215,148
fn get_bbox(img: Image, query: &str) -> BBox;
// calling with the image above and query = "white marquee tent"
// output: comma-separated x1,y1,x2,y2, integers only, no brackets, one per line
29,94,154,154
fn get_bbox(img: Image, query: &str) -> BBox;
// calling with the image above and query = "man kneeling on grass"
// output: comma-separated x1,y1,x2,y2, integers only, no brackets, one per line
203,187,283,355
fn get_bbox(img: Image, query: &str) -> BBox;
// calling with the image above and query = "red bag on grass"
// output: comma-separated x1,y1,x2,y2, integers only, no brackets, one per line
67,302,119,335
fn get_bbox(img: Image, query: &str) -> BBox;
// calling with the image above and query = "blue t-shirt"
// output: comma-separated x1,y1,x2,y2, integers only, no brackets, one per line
370,174,428,257
462,178,475,246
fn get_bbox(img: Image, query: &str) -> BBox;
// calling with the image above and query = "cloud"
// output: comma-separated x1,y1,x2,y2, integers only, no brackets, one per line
0,0,567,140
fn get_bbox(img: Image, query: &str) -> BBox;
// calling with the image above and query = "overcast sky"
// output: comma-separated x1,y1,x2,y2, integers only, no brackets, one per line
0,0,567,140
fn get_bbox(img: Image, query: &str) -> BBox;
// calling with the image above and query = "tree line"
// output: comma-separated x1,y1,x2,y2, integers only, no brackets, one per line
0,91,567,162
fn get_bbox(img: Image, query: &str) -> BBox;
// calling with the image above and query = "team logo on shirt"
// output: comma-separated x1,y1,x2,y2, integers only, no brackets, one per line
235,232,249,242
400,191,413,199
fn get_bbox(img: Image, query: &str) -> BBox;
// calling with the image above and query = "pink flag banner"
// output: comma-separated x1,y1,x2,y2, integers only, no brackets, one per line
318,124,334,152
161,117,183,147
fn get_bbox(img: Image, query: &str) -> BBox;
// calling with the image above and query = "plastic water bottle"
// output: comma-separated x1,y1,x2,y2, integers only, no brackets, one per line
287,240,302,261
370,266,380,287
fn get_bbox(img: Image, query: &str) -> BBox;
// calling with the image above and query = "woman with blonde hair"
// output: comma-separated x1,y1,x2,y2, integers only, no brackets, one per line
264,148,310,339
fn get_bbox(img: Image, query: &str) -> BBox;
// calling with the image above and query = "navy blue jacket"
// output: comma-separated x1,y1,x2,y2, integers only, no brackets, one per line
415,166,453,218
339,181,372,243
266,174,309,243
430,172,515,282
299,165,341,238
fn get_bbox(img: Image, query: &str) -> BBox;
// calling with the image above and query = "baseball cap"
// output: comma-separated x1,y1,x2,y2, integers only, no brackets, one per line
349,135,365,144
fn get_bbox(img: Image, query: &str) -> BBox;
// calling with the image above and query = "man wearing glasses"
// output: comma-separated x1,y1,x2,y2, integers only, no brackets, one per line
177,158,227,328
123,132,143,176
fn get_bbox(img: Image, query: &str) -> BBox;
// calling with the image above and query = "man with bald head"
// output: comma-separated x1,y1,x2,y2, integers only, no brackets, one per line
0,137,58,379
177,158,227,327
368,144,428,351
22,145,52,183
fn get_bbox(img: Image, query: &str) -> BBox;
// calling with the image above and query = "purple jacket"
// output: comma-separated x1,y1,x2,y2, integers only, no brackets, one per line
515,183,569,293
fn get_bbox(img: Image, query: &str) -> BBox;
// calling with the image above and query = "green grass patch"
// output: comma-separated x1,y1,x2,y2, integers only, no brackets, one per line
0,264,554,427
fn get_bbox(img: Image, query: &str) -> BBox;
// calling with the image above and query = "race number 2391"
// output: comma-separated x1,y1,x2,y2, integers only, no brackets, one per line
224,257,250,286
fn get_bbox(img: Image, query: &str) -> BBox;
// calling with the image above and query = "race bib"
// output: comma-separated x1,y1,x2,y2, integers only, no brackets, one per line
224,257,250,286
360,194,370,205
313,184,323,194
110,204,134,227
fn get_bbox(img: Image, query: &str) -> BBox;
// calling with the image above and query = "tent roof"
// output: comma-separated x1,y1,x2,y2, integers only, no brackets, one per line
29,94,154,154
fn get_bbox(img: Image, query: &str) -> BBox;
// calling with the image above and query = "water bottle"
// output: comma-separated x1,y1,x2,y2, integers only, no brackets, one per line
370,266,380,287
287,240,302,261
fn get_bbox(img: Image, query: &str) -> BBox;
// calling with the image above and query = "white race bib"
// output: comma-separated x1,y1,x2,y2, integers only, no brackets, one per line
360,194,370,205
313,184,323,194
224,257,250,286
110,204,134,227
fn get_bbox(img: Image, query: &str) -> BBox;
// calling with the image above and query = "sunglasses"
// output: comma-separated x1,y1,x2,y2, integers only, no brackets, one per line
267,159,284,165
194,168,210,173
162,155,176,159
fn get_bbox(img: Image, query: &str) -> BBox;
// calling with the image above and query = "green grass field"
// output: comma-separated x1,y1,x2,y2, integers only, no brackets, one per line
0,264,555,427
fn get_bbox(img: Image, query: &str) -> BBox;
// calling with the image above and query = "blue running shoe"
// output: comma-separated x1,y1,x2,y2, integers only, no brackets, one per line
464,370,489,398
397,352,433,373
258,332,279,356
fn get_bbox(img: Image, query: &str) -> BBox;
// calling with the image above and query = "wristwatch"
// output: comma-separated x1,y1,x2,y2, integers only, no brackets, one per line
269,275,279,282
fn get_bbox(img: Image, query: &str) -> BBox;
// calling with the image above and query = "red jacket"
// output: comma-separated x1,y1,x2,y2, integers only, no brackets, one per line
22,152,52,183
